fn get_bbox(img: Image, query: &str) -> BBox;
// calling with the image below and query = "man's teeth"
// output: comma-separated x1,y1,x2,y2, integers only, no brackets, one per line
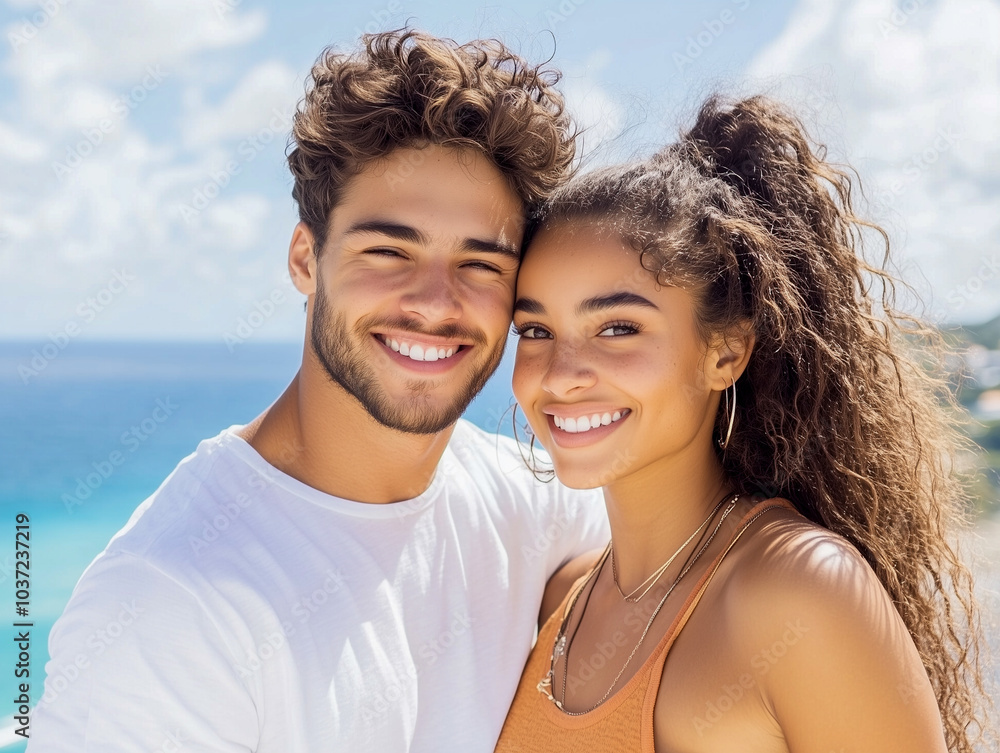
383,336,458,362
553,410,626,434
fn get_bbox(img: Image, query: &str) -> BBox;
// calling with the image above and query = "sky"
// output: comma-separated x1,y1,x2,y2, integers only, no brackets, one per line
1,0,998,344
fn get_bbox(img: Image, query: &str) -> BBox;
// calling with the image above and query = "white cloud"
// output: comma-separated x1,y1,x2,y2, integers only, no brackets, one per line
0,119,47,161
0,0,303,340
202,194,273,253
182,60,300,148
746,0,1000,324
3,0,267,87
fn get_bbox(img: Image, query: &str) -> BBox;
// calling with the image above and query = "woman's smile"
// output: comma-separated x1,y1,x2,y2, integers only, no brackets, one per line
544,407,632,448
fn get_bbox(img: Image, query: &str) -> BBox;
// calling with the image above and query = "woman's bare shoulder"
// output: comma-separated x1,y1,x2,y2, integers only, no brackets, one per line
711,502,948,751
538,549,605,627
723,504,894,639
728,504,873,601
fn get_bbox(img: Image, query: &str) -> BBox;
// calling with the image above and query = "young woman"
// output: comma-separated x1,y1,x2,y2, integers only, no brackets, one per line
495,97,991,752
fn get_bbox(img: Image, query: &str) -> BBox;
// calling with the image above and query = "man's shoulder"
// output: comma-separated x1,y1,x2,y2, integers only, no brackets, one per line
98,426,262,567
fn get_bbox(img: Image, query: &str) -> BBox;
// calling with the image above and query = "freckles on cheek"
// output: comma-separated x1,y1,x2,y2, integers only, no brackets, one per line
511,353,542,400
605,351,654,378
480,296,516,331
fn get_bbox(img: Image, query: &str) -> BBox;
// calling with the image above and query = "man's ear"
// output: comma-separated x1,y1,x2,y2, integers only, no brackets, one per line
288,222,319,296
707,322,755,391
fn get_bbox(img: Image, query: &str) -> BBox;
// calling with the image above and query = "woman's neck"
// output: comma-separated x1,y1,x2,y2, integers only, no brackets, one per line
601,449,734,594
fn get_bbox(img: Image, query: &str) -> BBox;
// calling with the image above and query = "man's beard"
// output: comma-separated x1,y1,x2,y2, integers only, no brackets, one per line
310,283,506,435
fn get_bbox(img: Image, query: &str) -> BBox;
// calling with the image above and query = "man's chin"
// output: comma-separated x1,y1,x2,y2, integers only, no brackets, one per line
366,400,466,436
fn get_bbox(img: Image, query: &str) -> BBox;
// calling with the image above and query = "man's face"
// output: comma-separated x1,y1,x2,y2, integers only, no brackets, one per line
307,144,524,435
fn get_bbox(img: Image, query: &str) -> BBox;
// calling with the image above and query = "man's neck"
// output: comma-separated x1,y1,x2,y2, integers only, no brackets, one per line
239,358,455,505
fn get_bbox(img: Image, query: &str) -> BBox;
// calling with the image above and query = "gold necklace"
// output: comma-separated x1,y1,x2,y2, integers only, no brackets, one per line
610,493,738,602
537,494,740,715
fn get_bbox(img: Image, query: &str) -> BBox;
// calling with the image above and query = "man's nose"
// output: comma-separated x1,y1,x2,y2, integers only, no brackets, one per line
399,263,462,323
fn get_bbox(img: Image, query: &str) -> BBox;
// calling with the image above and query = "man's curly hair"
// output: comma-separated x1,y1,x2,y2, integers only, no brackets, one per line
287,29,577,252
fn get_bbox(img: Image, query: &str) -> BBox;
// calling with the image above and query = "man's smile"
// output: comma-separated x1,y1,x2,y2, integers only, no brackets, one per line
379,334,465,362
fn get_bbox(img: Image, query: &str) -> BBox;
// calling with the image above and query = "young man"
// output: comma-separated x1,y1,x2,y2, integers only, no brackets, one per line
29,31,608,752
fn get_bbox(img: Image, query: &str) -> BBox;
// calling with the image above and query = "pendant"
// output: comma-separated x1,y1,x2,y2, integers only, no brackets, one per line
537,669,554,696
553,634,567,657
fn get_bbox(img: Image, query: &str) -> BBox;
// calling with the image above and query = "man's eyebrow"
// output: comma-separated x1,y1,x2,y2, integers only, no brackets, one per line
460,237,520,261
343,220,518,261
343,221,426,245
513,291,660,317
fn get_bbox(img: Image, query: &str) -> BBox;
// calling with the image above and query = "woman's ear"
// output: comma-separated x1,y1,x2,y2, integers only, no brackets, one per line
707,322,755,390
288,222,319,296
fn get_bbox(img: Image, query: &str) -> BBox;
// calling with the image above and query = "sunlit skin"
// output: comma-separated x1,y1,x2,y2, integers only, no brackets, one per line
513,221,949,752
239,144,524,504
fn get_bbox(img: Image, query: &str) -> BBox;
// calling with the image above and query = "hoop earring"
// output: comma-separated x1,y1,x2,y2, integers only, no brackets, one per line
511,402,554,480
717,377,737,450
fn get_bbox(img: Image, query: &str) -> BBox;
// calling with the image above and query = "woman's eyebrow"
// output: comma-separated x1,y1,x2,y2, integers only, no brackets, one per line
513,291,659,316
513,297,545,315
578,291,659,313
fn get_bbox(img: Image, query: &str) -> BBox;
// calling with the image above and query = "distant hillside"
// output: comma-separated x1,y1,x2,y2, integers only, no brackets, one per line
951,314,1000,350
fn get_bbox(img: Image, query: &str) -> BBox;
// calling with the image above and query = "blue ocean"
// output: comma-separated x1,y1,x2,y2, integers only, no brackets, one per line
0,339,520,750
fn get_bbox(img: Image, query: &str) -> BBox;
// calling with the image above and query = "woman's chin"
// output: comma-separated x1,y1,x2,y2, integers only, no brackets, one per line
549,458,618,490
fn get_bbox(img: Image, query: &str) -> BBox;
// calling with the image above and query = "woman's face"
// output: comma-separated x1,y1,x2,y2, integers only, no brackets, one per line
512,221,726,490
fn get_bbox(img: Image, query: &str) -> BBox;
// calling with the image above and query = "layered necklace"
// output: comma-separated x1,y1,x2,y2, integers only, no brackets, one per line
537,492,741,715
610,494,732,603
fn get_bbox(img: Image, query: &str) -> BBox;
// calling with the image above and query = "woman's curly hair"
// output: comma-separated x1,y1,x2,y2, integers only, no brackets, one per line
528,95,992,752
288,29,577,252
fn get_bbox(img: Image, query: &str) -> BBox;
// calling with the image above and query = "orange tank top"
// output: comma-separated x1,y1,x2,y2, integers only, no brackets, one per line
494,498,795,753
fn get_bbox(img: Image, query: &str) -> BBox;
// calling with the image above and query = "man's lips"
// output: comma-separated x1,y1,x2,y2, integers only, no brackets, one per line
373,333,472,373
376,332,465,363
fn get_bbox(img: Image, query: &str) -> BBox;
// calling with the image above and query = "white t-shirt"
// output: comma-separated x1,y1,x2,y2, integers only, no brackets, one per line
29,420,608,752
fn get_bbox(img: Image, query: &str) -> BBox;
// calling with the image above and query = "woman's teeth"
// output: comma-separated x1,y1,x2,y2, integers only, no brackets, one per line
383,336,458,362
553,410,626,434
